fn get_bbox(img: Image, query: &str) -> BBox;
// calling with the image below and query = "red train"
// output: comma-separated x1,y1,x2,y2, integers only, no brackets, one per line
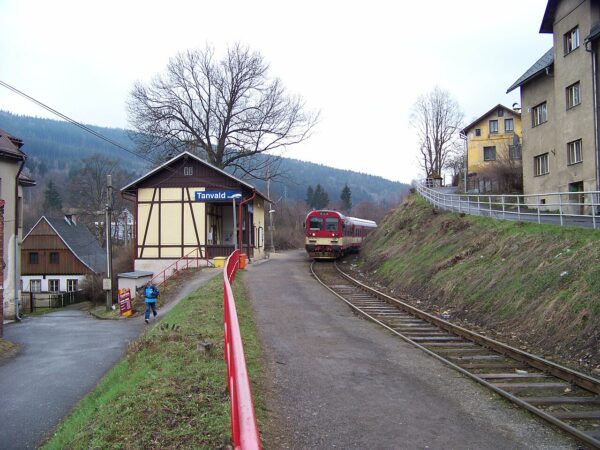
304,210,377,259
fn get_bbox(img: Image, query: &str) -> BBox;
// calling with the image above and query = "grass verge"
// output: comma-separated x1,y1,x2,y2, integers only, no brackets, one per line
43,272,264,450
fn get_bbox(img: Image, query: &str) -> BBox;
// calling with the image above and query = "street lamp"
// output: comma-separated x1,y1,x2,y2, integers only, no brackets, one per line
231,193,242,250
458,131,468,192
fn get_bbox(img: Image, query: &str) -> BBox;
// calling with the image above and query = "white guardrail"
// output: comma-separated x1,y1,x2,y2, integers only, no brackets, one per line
416,182,600,230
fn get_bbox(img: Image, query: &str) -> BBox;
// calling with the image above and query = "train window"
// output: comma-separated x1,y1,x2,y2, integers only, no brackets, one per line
325,218,338,231
309,217,323,230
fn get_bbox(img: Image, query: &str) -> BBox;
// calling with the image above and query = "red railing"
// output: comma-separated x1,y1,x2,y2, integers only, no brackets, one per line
223,250,261,450
150,247,206,288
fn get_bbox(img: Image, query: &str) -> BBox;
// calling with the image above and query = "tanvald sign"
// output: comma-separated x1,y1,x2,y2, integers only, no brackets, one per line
195,190,242,202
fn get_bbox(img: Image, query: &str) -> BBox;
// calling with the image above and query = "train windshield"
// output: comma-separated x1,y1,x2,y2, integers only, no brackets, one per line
325,218,338,231
309,217,323,230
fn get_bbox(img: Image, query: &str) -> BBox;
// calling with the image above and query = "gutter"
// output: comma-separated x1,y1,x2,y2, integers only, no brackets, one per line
585,38,600,193
14,158,25,321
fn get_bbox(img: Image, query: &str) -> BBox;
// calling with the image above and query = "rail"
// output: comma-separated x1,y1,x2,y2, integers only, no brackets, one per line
150,247,207,288
223,250,261,450
416,182,600,230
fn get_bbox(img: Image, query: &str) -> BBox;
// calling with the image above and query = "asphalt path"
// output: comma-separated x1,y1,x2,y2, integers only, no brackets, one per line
245,250,576,449
0,268,220,450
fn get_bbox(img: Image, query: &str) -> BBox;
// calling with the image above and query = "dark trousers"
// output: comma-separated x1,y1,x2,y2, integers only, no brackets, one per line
145,301,157,320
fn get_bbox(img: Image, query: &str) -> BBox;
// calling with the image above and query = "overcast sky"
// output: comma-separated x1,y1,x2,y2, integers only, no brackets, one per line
0,0,553,183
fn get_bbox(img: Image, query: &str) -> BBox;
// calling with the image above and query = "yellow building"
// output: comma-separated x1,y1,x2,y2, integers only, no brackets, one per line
461,104,522,191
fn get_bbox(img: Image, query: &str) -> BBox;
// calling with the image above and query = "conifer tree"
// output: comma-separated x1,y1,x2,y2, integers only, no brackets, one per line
43,181,63,213
340,184,352,213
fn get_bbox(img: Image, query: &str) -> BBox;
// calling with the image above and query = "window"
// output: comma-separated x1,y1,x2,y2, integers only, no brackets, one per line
567,139,582,165
532,102,547,127
504,118,514,132
309,217,322,230
183,166,193,176
475,128,481,137
29,252,39,264
30,279,41,292
509,144,522,160
325,218,339,232
49,252,59,264
534,153,549,176
483,146,496,161
566,82,580,109
564,26,580,54
48,279,60,292
497,109,504,117
489,120,498,134
67,279,78,292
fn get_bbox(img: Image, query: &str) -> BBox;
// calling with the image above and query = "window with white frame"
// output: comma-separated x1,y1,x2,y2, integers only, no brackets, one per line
30,279,41,292
48,279,60,292
564,26,580,54
504,118,514,132
534,153,549,176
566,82,580,109
567,139,582,165
67,279,78,292
489,120,498,134
532,102,547,127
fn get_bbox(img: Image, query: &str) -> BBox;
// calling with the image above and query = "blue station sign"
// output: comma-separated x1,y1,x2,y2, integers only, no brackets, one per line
194,190,243,202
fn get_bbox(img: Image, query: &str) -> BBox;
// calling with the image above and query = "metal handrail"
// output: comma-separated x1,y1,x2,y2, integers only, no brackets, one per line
223,250,261,450
416,183,600,230
150,247,204,288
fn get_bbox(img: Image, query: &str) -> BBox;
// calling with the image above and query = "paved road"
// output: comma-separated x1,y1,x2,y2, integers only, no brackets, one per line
0,268,220,450
245,250,576,449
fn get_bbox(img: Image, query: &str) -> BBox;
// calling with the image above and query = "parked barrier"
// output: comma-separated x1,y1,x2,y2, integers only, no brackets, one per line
417,183,600,230
223,250,261,450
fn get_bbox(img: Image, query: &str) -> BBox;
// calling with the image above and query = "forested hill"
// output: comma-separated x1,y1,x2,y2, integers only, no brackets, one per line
0,110,408,204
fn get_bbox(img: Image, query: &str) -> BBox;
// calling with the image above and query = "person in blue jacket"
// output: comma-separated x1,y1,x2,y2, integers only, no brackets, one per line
144,281,160,324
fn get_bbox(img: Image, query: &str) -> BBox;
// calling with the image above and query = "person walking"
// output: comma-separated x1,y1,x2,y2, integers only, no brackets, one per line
144,281,160,324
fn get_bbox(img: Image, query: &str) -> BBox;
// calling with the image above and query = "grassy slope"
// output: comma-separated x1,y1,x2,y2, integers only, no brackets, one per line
44,273,264,450
360,194,600,370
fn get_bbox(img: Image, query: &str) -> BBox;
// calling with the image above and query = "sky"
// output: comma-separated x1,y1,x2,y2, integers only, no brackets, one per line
0,0,553,184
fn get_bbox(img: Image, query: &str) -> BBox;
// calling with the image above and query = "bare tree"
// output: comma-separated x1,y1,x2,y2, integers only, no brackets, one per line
127,44,319,179
476,140,523,193
411,87,463,179
445,141,466,187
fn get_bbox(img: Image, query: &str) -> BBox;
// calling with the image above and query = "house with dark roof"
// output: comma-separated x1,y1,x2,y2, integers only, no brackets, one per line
0,128,35,331
21,215,106,294
121,151,269,275
507,0,600,210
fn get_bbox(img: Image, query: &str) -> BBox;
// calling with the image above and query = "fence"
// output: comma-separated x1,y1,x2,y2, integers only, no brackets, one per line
20,290,86,312
417,183,600,230
223,250,261,450
150,247,208,289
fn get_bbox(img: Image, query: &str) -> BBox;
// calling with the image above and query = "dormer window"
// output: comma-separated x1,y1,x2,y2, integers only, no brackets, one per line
183,166,193,176
564,26,580,55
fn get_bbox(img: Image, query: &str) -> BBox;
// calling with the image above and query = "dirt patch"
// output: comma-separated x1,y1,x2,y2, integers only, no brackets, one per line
0,338,20,364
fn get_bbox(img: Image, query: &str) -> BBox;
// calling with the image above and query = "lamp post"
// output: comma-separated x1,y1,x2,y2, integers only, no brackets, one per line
231,193,242,250
268,208,276,252
458,132,468,192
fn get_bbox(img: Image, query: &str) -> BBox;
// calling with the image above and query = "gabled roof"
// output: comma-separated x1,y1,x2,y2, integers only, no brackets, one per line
0,128,26,161
461,104,521,134
24,216,107,274
18,173,36,187
120,151,270,201
506,48,554,93
585,22,600,43
540,0,558,33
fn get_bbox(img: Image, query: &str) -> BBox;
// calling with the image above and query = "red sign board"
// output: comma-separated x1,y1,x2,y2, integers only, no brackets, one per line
118,288,133,317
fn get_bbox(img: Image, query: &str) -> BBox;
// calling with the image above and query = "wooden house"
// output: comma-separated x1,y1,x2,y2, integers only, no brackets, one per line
21,215,106,293
120,151,269,275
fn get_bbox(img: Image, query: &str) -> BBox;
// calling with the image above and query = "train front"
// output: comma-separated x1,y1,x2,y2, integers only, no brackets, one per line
304,210,344,259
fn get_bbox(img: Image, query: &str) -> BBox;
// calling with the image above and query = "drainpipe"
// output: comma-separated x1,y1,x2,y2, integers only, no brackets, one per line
14,158,25,321
238,190,256,258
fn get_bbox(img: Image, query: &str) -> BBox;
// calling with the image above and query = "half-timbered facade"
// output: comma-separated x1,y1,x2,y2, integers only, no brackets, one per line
121,152,268,275
21,215,106,293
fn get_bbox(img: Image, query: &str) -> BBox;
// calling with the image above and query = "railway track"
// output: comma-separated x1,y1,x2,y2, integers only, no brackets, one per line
311,260,600,449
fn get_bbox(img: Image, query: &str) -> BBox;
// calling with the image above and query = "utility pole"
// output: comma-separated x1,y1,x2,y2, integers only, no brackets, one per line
266,175,275,253
105,175,113,311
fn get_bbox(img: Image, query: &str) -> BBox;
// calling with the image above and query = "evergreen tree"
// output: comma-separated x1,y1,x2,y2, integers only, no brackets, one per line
313,184,329,209
340,184,352,213
306,185,314,207
43,181,63,213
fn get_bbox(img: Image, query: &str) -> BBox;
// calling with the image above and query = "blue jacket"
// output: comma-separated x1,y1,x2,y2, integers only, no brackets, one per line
144,285,159,303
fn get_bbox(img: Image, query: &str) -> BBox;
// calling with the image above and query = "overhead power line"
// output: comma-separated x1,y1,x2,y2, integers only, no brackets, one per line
0,79,161,167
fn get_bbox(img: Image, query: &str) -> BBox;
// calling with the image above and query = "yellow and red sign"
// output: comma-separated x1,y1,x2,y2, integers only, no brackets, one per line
118,288,133,317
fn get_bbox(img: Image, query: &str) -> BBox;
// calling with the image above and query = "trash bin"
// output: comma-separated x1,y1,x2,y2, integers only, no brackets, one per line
239,253,247,269
213,256,227,268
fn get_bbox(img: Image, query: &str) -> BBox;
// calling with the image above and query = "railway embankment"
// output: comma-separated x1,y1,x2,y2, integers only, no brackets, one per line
355,193,600,375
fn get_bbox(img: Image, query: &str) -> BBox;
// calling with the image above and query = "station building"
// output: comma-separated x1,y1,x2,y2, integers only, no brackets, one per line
121,151,269,275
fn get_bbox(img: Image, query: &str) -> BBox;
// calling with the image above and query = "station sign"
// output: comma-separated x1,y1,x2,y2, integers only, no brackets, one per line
195,190,243,202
